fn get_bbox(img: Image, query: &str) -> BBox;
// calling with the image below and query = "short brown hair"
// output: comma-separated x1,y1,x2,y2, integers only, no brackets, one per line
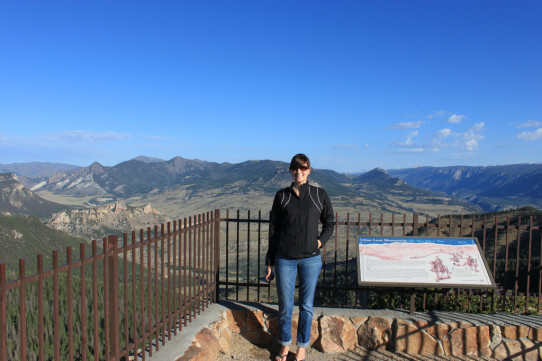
289,153,311,170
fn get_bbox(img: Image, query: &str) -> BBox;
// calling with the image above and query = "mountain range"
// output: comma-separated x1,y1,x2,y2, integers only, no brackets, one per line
17,156,484,218
388,163,542,211
2,157,541,219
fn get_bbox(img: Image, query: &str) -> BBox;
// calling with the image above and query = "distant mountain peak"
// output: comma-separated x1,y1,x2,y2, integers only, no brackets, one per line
132,155,165,163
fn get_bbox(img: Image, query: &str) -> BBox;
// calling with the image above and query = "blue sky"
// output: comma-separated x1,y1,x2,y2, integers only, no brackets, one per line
1,0,541,173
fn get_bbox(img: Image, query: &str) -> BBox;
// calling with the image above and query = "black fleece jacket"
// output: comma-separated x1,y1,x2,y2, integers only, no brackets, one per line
266,182,335,266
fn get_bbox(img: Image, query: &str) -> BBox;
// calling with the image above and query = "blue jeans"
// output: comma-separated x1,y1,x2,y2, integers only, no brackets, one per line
275,254,322,348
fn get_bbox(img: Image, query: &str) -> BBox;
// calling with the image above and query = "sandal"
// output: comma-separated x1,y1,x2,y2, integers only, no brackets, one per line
275,354,288,361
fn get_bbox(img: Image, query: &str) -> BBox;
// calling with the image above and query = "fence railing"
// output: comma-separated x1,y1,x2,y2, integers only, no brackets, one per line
0,210,219,361
218,210,542,315
2,208,541,360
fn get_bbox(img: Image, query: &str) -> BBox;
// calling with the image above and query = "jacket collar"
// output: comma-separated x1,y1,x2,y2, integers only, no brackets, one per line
290,181,310,199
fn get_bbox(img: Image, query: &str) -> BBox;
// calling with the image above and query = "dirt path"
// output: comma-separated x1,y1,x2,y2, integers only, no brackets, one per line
217,332,497,361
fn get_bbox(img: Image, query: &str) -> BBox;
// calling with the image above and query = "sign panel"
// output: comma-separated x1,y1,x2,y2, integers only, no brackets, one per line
357,237,496,288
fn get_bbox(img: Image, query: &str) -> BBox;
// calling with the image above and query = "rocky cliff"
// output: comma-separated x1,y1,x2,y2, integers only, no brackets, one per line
45,202,171,240
0,173,66,217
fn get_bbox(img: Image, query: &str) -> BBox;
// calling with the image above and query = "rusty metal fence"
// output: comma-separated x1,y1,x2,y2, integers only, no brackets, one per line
1,209,541,360
0,210,219,361
219,210,542,315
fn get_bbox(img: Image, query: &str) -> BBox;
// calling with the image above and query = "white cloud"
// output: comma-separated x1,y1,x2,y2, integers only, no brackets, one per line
447,114,466,124
42,130,131,143
389,120,424,129
456,122,485,150
517,120,542,128
427,128,452,151
426,110,447,119
518,128,542,141
395,130,419,147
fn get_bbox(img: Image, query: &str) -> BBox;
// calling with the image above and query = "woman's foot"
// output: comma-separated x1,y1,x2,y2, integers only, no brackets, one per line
295,347,306,361
275,346,289,361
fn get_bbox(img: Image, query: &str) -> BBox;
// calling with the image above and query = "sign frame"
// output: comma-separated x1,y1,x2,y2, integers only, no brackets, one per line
357,236,496,289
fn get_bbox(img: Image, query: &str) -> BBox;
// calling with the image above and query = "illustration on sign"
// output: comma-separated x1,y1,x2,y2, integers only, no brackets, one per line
357,237,495,288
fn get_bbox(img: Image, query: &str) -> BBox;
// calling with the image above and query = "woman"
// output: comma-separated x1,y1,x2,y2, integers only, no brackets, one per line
265,153,335,361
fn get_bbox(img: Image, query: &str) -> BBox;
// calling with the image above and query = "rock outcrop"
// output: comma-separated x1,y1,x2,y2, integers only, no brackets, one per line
45,202,171,239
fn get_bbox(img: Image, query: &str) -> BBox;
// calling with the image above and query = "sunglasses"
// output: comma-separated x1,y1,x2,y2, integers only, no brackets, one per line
290,166,310,171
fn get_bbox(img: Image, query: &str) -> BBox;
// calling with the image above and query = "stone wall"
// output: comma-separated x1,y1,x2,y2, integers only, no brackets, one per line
178,308,542,361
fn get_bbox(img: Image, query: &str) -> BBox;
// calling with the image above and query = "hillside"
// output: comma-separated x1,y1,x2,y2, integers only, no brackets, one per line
387,164,542,211
0,210,89,277
0,173,68,218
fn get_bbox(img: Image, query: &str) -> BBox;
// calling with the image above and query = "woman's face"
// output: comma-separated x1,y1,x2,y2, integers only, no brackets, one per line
290,162,311,185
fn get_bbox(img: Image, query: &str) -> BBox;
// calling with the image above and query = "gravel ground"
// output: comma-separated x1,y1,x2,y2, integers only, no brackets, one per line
217,332,497,361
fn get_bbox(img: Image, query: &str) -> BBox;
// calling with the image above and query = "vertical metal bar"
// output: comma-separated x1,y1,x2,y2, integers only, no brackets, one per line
180,218,184,331
183,218,188,327
236,210,240,302
37,255,45,361
172,221,178,335
146,227,153,357
167,223,172,340
197,214,202,313
492,216,498,313
108,235,120,360
226,209,230,300
345,213,350,306
131,231,138,359
18,259,27,361
154,225,160,350
80,245,87,361
160,224,165,346
402,214,406,236
247,210,251,302
92,241,99,361
526,217,533,314
538,229,542,313
333,212,338,302
257,210,262,302
503,217,510,312
53,250,60,361
394,213,395,237
0,264,6,361
123,234,129,357
103,237,109,360
66,247,74,360
424,215,430,309
410,214,418,314
178,220,184,331
140,229,146,361
356,213,361,306
514,216,522,313
214,210,221,303
188,217,193,323
205,212,210,308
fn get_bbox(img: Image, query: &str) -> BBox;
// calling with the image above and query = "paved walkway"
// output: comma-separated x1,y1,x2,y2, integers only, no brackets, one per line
148,301,542,361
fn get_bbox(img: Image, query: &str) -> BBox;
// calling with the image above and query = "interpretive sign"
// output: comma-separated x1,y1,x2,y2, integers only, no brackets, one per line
357,236,496,288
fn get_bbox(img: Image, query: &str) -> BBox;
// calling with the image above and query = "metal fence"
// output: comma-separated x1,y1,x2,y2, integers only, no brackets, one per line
0,210,219,361
218,210,542,315
1,208,541,361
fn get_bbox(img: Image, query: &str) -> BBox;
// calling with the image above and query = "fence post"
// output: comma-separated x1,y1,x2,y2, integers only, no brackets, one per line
410,214,419,314
0,264,6,361
214,209,221,302
108,235,120,360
